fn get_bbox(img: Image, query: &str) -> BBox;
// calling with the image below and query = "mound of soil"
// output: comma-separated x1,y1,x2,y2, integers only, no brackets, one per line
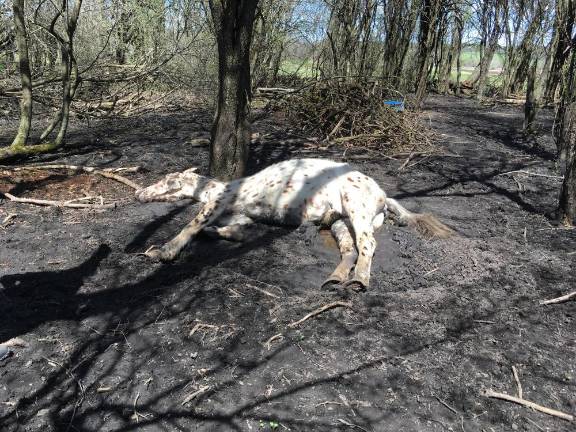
0,95,574,432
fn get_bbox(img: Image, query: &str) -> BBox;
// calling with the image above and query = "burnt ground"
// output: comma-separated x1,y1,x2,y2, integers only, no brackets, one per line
0,95,575,432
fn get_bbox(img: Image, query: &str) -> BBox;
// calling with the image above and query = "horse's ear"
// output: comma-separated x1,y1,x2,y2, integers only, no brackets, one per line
183,167,199,174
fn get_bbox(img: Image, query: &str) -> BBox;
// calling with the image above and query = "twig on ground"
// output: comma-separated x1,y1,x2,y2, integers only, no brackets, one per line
244,283,280,299
337,418,371,432
181,385,210,405
230,271,284,296
0,213,17,228
525,417,545,431
398,147,417,171
3,164,141,190
189,323,219,337
130,392,150,422
482,389,574,421
2,192,116,208
288,301,352,328
264,333,284,350
511,366,523,399
497,170,563,180
434,394,460,415
540,291,576,305
315,401,345,408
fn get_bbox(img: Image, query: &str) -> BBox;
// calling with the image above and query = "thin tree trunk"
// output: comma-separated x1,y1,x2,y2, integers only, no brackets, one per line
545,0,575,102
209,0,258,180
476,2,502,101
415,0,441,107
558,101,576,225
557,40,576,224
454,14,463,96
524,58,537,134
10,0,32,149
1,0,82,161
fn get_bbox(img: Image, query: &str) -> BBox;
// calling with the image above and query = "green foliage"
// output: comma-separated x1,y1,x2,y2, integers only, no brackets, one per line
259,420,280,430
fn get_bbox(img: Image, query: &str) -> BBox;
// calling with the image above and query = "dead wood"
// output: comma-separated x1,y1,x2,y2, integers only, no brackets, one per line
511,366,523,399
398,147,417,171
278,79,436,155
288,301,352,328
497,170,564,180
3,164,141,190
181,385,210,405
2,192,115,209
540,291,576,305
243,283,281,299
264,333,284,350
0,213,17,228
482,389,574,422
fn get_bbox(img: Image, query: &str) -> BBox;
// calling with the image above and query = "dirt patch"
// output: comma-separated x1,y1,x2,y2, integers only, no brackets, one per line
0,95,574,432
0,170,135,202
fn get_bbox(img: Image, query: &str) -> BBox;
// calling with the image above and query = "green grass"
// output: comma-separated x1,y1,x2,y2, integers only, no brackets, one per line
460,47,505,69
278,58,315,78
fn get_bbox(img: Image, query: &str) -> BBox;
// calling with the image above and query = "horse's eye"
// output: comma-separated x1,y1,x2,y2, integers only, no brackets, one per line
166,179,179,189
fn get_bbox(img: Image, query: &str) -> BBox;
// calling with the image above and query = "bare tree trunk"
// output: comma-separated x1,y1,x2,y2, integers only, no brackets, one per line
414,0,441,107
1,0,82,161
545,0,575,102
475,1,502,100
558,104,576,224
454,13,463,96
209,0,258,180
557,40,576,225
524,57,537,134
382,0,420,88
10,0,32,149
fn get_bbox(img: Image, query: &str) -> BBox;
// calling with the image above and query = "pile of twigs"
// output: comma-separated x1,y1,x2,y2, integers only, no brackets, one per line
282,79,436,153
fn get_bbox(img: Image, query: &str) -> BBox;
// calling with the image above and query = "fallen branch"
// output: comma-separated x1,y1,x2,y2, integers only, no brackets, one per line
511,366,523,399
3,164,141,190
482,389,574,422
398,147,417,171
3,192,115,208
0,213,17,228
189,323,219,337
434,394,460,415
288,301,352,328
244,283,281,299
264,333,284,350
497,170,564,180
540,291,576,305
181,385,210,405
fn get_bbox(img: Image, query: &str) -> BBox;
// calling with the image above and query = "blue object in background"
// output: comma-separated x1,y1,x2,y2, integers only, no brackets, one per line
383,100,405,111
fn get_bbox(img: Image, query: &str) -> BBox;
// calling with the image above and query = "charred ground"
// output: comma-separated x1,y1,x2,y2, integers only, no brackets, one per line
0,95,575,431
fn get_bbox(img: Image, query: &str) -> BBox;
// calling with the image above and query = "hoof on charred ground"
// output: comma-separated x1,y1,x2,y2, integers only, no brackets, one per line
321,277,344,291
344,279,367,293
144,246,177,262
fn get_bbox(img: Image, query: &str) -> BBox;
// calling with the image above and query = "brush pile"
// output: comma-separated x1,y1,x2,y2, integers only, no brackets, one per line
282,79,436,153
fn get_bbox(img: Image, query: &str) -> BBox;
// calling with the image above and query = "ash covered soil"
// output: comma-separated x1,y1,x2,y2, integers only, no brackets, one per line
0,95,575,431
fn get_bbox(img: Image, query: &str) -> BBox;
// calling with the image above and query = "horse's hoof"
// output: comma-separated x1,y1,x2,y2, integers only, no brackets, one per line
144,246,175,262
343,278,368,292
321,276,343,290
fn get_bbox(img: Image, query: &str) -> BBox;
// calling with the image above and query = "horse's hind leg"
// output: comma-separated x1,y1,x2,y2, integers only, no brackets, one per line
322,219,358,288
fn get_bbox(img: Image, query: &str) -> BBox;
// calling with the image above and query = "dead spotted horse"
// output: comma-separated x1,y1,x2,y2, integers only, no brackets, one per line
136,158,453,290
